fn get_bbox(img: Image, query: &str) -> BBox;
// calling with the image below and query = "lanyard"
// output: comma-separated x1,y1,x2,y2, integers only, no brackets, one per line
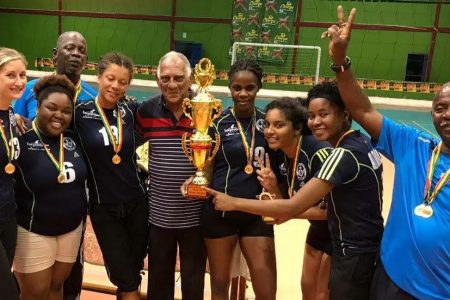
32,120,65,183
286,135,303,198
230,108,256,174
95,98,123,164
0,108,15,174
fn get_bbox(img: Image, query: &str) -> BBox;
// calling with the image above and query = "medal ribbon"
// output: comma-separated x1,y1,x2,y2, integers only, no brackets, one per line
335,129,355,147
286,135,303,198
73,81,82,104
423,142,450,205
32,120,64,173
230,108,256,169
95,98,123,156
0,108,15,164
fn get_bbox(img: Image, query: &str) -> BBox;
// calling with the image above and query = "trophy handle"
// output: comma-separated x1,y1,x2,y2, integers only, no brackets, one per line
181,133,193,161
206,132,221,165
182,98,192,121
210,98,223,123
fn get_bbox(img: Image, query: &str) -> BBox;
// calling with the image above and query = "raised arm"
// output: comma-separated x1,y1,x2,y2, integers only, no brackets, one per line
325,6,383,140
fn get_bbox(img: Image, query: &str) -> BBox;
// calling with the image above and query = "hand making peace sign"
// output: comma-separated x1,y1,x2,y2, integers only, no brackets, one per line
321,6,356,65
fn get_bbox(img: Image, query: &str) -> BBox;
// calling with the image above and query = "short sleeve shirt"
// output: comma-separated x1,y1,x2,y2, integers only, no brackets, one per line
374,116,450,300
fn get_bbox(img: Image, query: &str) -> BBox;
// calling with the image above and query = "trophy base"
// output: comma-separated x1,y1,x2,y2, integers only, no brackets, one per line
186,182,209,199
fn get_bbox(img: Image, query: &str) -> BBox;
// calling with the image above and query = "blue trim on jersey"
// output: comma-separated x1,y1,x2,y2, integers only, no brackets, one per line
374,116,450,300
14,78,97,119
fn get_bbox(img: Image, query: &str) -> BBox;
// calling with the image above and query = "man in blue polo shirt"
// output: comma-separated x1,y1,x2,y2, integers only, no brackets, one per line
325,6,450,300
14,31,96,129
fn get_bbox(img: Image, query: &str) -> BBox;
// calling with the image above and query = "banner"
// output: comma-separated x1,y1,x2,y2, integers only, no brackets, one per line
230,0,298,64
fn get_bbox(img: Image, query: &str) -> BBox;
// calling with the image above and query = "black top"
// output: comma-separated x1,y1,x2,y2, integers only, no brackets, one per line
315,131,384,255
15,129,87,235
0,108,19,223
74,99,145,204
208,107,272,221
272,134,332,226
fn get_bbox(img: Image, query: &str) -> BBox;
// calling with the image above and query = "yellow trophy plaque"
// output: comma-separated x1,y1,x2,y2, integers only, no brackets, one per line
181,58,222,198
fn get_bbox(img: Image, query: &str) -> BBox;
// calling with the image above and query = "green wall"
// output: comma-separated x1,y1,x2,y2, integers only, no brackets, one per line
0,0,449,84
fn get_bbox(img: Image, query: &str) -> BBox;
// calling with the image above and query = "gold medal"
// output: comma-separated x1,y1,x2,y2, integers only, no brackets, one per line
57,172,66,184
112,154,121,165
244,164,253,174
4,162,15,174
414,203,433,218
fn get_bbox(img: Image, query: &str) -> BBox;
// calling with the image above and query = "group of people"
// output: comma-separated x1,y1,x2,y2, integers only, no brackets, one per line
0,5,448,300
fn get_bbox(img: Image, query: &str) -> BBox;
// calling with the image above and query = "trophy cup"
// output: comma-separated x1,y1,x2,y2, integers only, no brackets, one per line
181,58,222,198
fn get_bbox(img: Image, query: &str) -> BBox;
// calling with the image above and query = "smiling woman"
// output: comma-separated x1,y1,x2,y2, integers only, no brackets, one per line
13,74,88,300
74,52,148,300
0,47,27,300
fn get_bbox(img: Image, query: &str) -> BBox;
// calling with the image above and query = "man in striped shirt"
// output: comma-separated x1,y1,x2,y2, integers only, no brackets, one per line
136,51,206,300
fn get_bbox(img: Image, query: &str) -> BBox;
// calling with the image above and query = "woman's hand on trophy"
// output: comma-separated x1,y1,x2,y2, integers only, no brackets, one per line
256,153,277,193
180,176,193,198
321,5,356,65
203,187,237,211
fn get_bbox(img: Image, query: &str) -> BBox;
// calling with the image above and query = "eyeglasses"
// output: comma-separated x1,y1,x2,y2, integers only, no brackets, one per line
159,75,186,85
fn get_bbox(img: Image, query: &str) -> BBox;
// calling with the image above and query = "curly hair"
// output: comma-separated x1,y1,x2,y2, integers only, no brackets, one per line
97,52,134,83
33,74,76,107
306,81,345,110
265,97,311,135
228,59,263,89
0,47,27,70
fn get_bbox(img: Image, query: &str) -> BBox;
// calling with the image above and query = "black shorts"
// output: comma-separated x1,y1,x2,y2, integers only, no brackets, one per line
306,220,332,255
201,200,274,239
89,195,149,292
370,262,418,300
329,251,377,300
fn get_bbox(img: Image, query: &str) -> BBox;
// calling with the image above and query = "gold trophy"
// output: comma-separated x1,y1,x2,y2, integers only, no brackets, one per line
181,58,222,198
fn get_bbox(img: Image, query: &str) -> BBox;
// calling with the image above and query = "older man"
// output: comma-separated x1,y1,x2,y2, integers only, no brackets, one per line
136,51,207,300
14,31,96,121
326,6,450,300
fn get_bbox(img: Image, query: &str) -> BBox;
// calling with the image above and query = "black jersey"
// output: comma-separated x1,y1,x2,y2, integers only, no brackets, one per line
15,129,87,236
315,131,384,254
272,135,331,226
0,108,20,223
210,107,269,202
74,99,145,204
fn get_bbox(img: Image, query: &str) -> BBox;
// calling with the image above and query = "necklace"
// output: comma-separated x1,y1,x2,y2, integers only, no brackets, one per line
95,97,123,164
230,108,256,175
414,142,450,218
285,136,303,198
32,120,65,183
0,108,15,174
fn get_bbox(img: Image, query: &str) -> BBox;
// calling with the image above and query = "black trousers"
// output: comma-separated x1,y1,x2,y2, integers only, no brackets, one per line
147,225,206,300
90,196,149,292
370,262,418,300
0,216,19,300
329,251,377,300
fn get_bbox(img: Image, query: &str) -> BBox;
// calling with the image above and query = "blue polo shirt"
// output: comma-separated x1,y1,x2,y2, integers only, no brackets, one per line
14,78,97,119
374,116,450,300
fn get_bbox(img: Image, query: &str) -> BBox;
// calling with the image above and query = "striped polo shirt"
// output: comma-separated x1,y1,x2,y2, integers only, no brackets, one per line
136,94,203,229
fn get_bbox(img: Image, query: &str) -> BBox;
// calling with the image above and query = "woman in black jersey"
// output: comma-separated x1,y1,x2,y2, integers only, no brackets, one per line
13,74,87,299
74,52,147,300
258,97,332,300
0,47,27,300
200,59,277,300
208,82,384,300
